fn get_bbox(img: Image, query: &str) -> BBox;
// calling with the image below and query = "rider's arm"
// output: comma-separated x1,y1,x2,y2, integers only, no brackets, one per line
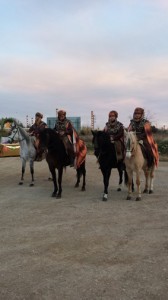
65,121,73,136
113,125,124,141
28,125,35,135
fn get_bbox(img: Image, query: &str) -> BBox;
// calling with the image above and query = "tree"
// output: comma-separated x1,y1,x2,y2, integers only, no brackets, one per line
0,118,23,129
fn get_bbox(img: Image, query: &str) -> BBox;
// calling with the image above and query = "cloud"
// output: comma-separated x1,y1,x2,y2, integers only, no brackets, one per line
1,0,168,129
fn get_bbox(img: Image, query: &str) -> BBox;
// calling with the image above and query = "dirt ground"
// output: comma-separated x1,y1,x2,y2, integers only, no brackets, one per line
0,155,168,300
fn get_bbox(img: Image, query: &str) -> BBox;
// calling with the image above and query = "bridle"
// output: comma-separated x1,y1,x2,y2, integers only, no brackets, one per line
8,125,26,143
125,133,136,157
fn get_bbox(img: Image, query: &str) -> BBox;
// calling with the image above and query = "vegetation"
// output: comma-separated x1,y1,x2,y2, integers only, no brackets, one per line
80,126,92,135
0,118,24,140
0,122,168,158
0,117,23,129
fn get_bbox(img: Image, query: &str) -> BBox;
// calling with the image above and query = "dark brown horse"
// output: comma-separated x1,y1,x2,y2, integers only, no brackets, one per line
37,128,86,198
92,130,128,201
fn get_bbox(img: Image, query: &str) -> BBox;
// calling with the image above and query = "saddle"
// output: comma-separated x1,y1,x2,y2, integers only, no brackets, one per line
114,140,124,161
138,141,154,167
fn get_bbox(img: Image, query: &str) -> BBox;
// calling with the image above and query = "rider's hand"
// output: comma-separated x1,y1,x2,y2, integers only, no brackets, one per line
59,131,65,136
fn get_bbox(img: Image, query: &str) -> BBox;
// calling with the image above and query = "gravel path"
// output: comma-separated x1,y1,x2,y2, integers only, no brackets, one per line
0,155,168,300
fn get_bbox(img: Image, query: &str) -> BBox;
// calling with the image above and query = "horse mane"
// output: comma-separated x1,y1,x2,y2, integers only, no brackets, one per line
13,119,30,142
94,130,111,148
40,128,60,139
128,131,137,145
39,128,63,149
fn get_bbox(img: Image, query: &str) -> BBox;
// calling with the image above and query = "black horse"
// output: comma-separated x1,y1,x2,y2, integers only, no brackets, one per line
37,128,86,198
92,130,128,201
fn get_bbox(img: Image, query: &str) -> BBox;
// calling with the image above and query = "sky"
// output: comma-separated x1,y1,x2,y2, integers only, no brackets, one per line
1,0,168,129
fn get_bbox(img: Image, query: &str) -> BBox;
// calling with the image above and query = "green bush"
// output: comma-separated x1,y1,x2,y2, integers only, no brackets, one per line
157,140,168,155
80,126,92,136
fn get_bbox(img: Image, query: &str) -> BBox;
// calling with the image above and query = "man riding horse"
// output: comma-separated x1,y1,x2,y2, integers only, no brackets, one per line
54,110,76,167
128,107,159,167
29,112,47,160
104,110,125,162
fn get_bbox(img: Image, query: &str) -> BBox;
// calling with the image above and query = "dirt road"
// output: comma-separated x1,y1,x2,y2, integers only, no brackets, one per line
0,155,168,300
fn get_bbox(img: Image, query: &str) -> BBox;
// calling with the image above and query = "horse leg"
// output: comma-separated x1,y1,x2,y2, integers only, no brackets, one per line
117,166,123,191
19,159,26,185
149,172,154,193
75,169,80,188
126,169,133,200
29,159,35,187
49,166,58,197
75,163,86,191
102,168,111,201
143,168,149,193
124,169,134,192
149,166,155,194
135,172,141,201
56,167,63,198
56,167,63,199
81,165,86,191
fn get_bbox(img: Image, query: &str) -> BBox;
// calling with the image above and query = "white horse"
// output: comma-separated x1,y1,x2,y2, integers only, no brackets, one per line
8,120,37,186
124,131,156,201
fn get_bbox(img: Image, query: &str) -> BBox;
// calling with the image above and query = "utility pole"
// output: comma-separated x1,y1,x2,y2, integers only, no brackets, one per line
26,115,29,128
91,111,95,130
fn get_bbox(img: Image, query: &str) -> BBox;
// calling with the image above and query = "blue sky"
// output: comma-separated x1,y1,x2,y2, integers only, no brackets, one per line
1,0,168,128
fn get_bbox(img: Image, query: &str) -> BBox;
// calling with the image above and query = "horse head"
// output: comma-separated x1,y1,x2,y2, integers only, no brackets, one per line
8,120,30,143
91,130,99,157
8,121,19,143
37,128,61,152
125,131,137,158
37,128,49,151
92,130,112,158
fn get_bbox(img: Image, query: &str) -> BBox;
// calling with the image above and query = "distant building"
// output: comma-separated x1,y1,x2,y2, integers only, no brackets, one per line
47,117,81,132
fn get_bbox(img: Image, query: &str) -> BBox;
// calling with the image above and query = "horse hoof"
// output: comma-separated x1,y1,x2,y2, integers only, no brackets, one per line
102,198,107,201
102,193,108,201
149,190,153,194
126,196,131,200
56,194,61,199
29,183,34,187
52,193,56,197
19,182,23,185
81,187,86,191
136,197,141,201
143,189,148,193
74,184,79,188
117,188,121,191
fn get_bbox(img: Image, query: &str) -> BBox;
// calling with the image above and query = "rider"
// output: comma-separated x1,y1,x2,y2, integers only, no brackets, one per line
104,110,125,161
54,110,76,167
29,112,47,160
29,112,47,137
128,107,159,167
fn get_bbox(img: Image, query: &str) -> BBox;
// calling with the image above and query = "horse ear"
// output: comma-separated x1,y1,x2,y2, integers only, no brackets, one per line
10,120,16,129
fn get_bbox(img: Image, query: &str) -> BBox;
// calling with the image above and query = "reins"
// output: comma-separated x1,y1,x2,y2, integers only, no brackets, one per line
8,125,26,143
126,133,136,157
